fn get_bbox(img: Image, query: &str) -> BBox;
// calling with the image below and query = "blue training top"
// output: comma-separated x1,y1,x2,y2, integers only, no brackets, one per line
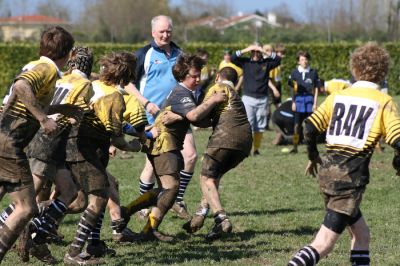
135,40,181,124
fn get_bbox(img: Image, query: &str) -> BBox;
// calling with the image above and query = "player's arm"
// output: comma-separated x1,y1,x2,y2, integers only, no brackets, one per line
124,82,160,116
186,91,226,122
235,75,243,92
304,119,322,177
268,79,280,98
111,136,142,152
13,79,57,134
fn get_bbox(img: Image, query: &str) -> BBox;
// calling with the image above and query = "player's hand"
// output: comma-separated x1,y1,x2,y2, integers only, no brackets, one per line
292,102,296,112
273,89,280,98
211,91,227,103
162,111,183,125
305,156,322,177
149,126,160,139
145,102,160,116
40,117,58,135
109,145,117,157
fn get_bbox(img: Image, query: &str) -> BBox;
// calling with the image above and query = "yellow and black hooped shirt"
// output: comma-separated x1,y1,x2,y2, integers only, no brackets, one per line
123,93,147,130
79,80,126,140
27,69,94,163
0,56,61,158
203,81,252,155
307,81,400,188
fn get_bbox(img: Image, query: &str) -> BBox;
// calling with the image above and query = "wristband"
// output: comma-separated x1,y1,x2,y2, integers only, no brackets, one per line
145,131,154,139
144,101,150,109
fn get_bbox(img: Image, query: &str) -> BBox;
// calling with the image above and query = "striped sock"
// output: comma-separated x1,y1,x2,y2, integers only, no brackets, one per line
288,245,320,266
32,199,67,244
88,210,104,245
68,209,98,257
350,250,370,266
139,179,155,195
176,171,193,202
0,204,15,226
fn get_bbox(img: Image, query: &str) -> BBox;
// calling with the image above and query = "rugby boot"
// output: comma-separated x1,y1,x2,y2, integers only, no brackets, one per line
205,212,232,241
86,240,116,258
171,201,191,220
29,242,57,264
64,252,104,265
112,228,140,243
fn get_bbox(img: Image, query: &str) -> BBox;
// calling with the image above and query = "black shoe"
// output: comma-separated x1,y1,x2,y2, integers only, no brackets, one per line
253,150,260,156
205,218,232,241
86,240,116,258
29,242,57,264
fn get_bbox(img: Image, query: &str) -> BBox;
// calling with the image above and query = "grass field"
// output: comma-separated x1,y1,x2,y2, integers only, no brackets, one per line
1,100,400,265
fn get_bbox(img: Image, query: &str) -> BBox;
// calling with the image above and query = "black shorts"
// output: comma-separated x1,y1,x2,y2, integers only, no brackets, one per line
148,150,184,179
201,148,247,179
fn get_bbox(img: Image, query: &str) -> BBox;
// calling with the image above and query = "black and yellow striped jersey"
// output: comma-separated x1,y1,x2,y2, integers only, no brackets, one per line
203,81,252,154
269,65,282,85
123,93,147,129
3,56,61,119
308,81,400,157
79,80,125,140
0,56,61,158
325,79,351,95
27,70,94,163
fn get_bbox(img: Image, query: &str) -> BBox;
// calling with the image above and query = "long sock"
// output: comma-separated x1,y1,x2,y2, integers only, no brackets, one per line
253,132,263,151
139,179,155,195
350,250,370,266
288,245,320,266
88,210,104,246
176,171,193,202
0,204,15,227
125,190,159,215
68,209,98,257
0,224,19,262
32,199,67,244
111,219,124,234
142,213,159,233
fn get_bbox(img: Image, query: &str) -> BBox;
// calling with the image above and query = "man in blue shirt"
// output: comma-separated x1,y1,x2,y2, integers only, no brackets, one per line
124,15,196,220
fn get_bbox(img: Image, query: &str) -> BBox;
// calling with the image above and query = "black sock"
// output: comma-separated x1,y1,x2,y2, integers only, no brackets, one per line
288,245,320,266
176,171,193,202
68,209,98,257
350,250,370,266
0,204,15,226
88,210,104,245
32,199,67,244
139,179,155,195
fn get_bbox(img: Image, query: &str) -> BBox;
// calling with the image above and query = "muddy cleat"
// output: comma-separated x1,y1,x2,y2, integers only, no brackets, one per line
112,228,140,243
205,218,233,241
29,242,57,264
64,252,104,265
16,226,32,262
171,201,191,220
86,240,116,258
182,214,206,234
135,229,174,243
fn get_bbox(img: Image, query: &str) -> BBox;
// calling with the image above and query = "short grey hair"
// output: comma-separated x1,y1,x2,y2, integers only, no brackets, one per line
151,15,173,31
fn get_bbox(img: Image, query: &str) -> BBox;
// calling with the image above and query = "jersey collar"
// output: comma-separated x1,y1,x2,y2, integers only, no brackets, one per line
71,69,88,79
40,56,63,78
351,81,380,90
220,80,234,89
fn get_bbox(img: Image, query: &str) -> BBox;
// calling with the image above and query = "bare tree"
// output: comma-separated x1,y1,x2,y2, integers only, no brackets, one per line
35,0,70,20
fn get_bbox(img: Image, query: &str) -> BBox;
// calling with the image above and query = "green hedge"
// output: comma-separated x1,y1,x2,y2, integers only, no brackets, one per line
1,42,399,97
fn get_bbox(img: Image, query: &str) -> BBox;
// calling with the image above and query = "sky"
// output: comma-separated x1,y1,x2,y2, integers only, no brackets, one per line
2,0,308,21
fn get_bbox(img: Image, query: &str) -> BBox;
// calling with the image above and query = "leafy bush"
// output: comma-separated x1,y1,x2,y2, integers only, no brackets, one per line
1,42,399,97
